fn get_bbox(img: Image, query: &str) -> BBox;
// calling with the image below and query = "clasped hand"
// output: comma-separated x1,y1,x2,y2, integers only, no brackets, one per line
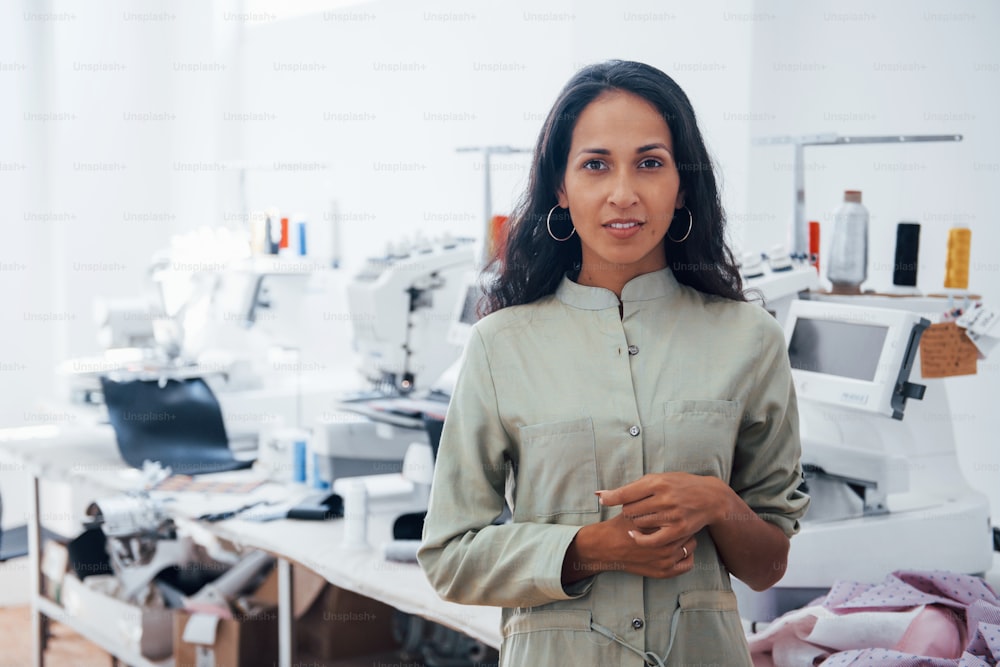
589,472,724,579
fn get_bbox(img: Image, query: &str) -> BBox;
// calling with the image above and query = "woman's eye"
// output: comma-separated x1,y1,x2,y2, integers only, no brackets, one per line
639,158,663,169
582,160,606,171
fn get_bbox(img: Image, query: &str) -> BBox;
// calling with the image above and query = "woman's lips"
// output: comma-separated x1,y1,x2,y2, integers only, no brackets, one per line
603,219,644,240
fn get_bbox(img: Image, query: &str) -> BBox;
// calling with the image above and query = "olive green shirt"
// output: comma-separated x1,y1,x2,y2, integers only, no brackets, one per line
418,267,809,666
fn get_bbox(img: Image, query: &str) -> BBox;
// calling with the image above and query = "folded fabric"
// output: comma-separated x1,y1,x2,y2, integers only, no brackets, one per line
101,376,253,474
747,570,1000,667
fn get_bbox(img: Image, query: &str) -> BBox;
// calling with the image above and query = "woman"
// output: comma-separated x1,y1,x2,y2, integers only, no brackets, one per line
418,60,809,667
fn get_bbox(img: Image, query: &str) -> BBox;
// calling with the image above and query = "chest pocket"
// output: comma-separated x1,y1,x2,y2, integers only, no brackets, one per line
662,400,740,482
515,417,600,521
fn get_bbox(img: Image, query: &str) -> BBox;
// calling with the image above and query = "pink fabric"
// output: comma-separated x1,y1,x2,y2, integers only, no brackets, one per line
748,570,1000,667
895,606,964,658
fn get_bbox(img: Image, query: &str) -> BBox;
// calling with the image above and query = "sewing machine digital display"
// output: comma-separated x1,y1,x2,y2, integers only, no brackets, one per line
788,319,888,381
458,285,481,326
447,270,486,347
784,300,928,419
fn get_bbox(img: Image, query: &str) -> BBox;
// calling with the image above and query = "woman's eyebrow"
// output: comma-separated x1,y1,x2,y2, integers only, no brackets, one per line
576,143,672,157
637,142,671,154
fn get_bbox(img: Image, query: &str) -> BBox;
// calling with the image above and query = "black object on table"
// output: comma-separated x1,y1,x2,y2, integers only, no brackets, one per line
100,376,254,475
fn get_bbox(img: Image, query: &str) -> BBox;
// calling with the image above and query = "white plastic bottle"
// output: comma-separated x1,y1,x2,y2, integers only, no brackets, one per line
827,190,869,293
342,479,370,551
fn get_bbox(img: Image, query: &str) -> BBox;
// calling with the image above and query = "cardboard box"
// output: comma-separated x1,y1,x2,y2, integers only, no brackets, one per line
174,562,399,665
296,580,400,660
251,561,399,659
173,606,278,667
253,560,327,618
173,560,285,667
61,573,174,660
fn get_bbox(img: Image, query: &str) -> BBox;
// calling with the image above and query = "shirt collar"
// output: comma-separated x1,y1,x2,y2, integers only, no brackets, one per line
555,267,679,310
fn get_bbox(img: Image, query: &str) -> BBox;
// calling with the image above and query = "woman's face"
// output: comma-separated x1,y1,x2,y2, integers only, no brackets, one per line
557,90,684,284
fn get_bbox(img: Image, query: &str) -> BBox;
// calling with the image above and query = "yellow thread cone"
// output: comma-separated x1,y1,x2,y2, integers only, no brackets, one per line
944,227,971,289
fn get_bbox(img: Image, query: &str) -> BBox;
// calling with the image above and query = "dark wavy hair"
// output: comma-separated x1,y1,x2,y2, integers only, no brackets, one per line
483,60,745,314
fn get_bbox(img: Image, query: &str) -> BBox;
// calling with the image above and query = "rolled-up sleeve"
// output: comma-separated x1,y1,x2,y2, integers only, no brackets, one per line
731,316,810,538
417,326,591,608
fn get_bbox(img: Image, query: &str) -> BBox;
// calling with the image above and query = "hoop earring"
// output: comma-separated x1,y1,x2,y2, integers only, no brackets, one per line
667,206,693,243
546,205,575,242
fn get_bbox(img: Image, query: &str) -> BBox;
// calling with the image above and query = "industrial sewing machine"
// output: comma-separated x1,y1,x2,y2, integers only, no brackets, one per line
343,235,475,395
324,266,486,541
52,224,479,486
311,238,477,482
61,230,336,432
734,297,994,621
739,248,819,324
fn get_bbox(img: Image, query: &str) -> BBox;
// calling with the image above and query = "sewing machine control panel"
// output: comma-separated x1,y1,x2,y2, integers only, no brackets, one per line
785,300,928,419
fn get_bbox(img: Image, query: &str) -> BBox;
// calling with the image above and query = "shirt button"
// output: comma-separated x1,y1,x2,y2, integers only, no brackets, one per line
628,425,640,437
631,617,644,630
627,344,639,355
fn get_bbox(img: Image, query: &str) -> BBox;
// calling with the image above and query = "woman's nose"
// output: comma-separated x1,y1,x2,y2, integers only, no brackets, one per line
608,171,639,209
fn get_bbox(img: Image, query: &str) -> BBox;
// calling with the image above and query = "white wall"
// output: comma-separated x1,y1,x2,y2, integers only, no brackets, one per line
235,0,574,268
232,0,759,263
1,2,54,435
0,0,49,534
746,0,1000,517
1,0,243,428
0,0,242,532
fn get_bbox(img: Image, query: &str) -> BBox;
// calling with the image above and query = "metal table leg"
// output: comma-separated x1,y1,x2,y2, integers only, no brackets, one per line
278,557,292,667
29,476,45,667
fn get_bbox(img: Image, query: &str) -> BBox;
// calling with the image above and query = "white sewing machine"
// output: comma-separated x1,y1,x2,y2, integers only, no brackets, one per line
740,247,819,324
324,265,487,528
344,235,476,395
57,226,363,453
735,298,994,621
310,239,476,482
55,227,480,486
